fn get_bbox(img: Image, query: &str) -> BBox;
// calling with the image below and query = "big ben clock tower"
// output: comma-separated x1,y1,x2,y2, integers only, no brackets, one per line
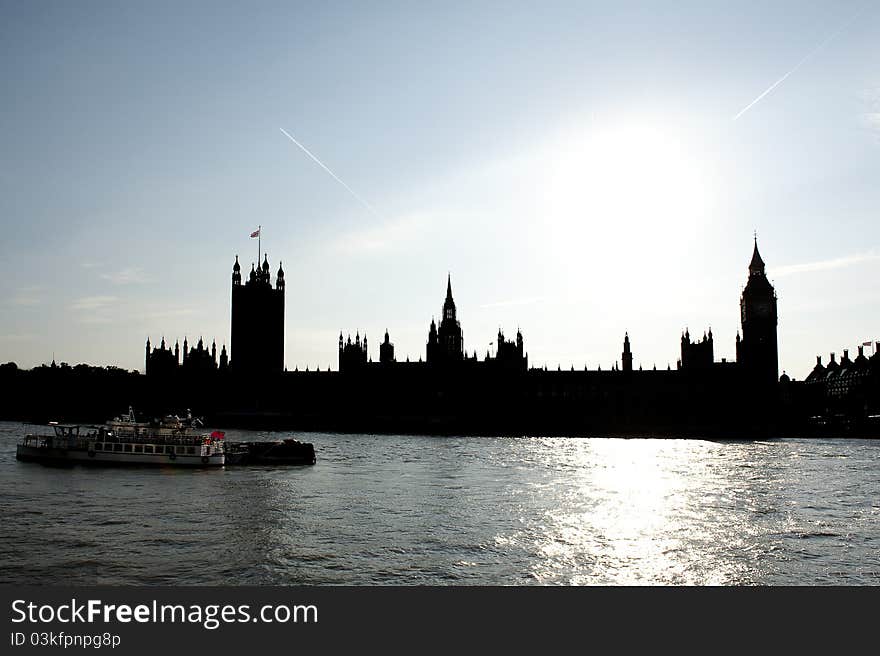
736,236,779,384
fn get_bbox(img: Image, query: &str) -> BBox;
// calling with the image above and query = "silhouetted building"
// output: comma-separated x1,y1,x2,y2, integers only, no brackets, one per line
379,330,395,364
130,236,880,438
145,337,178,376
231,254,285,375
487,328,527,372
679,328,714,371
427,274,464,365
622,333,633,374
146,335,226,376
182,337,217,374
736,238,778,384
339,332,368,372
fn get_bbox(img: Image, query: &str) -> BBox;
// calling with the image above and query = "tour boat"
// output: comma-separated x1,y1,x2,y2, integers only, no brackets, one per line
16,408,225,467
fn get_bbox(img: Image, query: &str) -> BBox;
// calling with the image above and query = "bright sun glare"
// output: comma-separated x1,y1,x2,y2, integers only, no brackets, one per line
541,118,711,268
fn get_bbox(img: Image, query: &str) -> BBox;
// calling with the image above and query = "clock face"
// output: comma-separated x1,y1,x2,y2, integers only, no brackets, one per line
753,301,771,318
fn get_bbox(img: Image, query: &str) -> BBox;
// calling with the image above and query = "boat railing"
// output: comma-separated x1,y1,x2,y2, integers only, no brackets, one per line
24,424,224,450
21,435,50,448
100,432,217,446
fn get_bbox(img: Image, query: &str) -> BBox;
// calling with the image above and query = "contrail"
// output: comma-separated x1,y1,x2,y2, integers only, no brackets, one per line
733,5,866,121
279,127,381,218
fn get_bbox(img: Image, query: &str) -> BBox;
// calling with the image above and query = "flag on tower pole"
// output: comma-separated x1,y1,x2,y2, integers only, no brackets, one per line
250,226,262,266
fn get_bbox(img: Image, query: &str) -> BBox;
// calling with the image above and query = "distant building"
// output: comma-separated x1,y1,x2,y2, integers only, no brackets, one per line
145,335,225,375
145,337,179,376
427,274,464,365
231,254,285,375
379,330,395,364
621,333,633,374
182,337,218,374
338,332,368,372
486,328,527,372
736,238,778,384
679,328,714,371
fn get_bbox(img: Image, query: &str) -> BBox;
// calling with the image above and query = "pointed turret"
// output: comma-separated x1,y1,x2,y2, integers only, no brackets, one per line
749,236,765,276
442,273,456,322
622,332,633,374
232,255,241,286
276,260,285,290
261,254,270,284
380,328,394,364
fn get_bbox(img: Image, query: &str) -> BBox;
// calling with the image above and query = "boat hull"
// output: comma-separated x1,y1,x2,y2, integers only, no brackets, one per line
16,445,224,467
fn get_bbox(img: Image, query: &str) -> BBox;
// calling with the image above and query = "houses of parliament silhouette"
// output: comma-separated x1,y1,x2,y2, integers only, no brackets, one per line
131,237,808,436
146,238,778,384
4,237,877,435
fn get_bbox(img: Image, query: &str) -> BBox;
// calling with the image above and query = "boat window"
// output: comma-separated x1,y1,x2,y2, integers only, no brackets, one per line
114,444,123,452
176,446,186,454
144,445,154,454
95,443,104,451
124,444,132,452
186,447,195,455
134,445,143,453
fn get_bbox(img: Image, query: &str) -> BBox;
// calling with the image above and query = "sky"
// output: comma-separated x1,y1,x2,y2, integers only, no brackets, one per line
1,0,878,379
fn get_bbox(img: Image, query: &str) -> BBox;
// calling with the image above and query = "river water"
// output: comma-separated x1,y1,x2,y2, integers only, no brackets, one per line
0,421,877,585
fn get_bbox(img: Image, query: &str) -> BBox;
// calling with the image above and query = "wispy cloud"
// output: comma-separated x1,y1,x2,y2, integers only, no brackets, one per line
7,285,45,307
100,267,149,285
133,306,195,322
71,295,118,312
0,333,34,342
330,212,433,255
772,251,880,277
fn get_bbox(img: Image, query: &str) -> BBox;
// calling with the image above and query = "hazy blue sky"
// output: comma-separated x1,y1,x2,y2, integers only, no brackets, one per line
1,1,878,379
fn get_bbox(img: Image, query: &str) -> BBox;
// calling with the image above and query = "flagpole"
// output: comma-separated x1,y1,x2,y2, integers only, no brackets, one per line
258,225,261,266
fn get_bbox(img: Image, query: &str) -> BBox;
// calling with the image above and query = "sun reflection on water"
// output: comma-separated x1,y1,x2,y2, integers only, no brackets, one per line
523,438,753,585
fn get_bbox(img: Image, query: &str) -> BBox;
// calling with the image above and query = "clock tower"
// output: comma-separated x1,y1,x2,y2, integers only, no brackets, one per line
736,237,778,384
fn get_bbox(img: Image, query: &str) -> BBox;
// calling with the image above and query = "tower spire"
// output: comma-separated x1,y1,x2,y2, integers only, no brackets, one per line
749,234,765,275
